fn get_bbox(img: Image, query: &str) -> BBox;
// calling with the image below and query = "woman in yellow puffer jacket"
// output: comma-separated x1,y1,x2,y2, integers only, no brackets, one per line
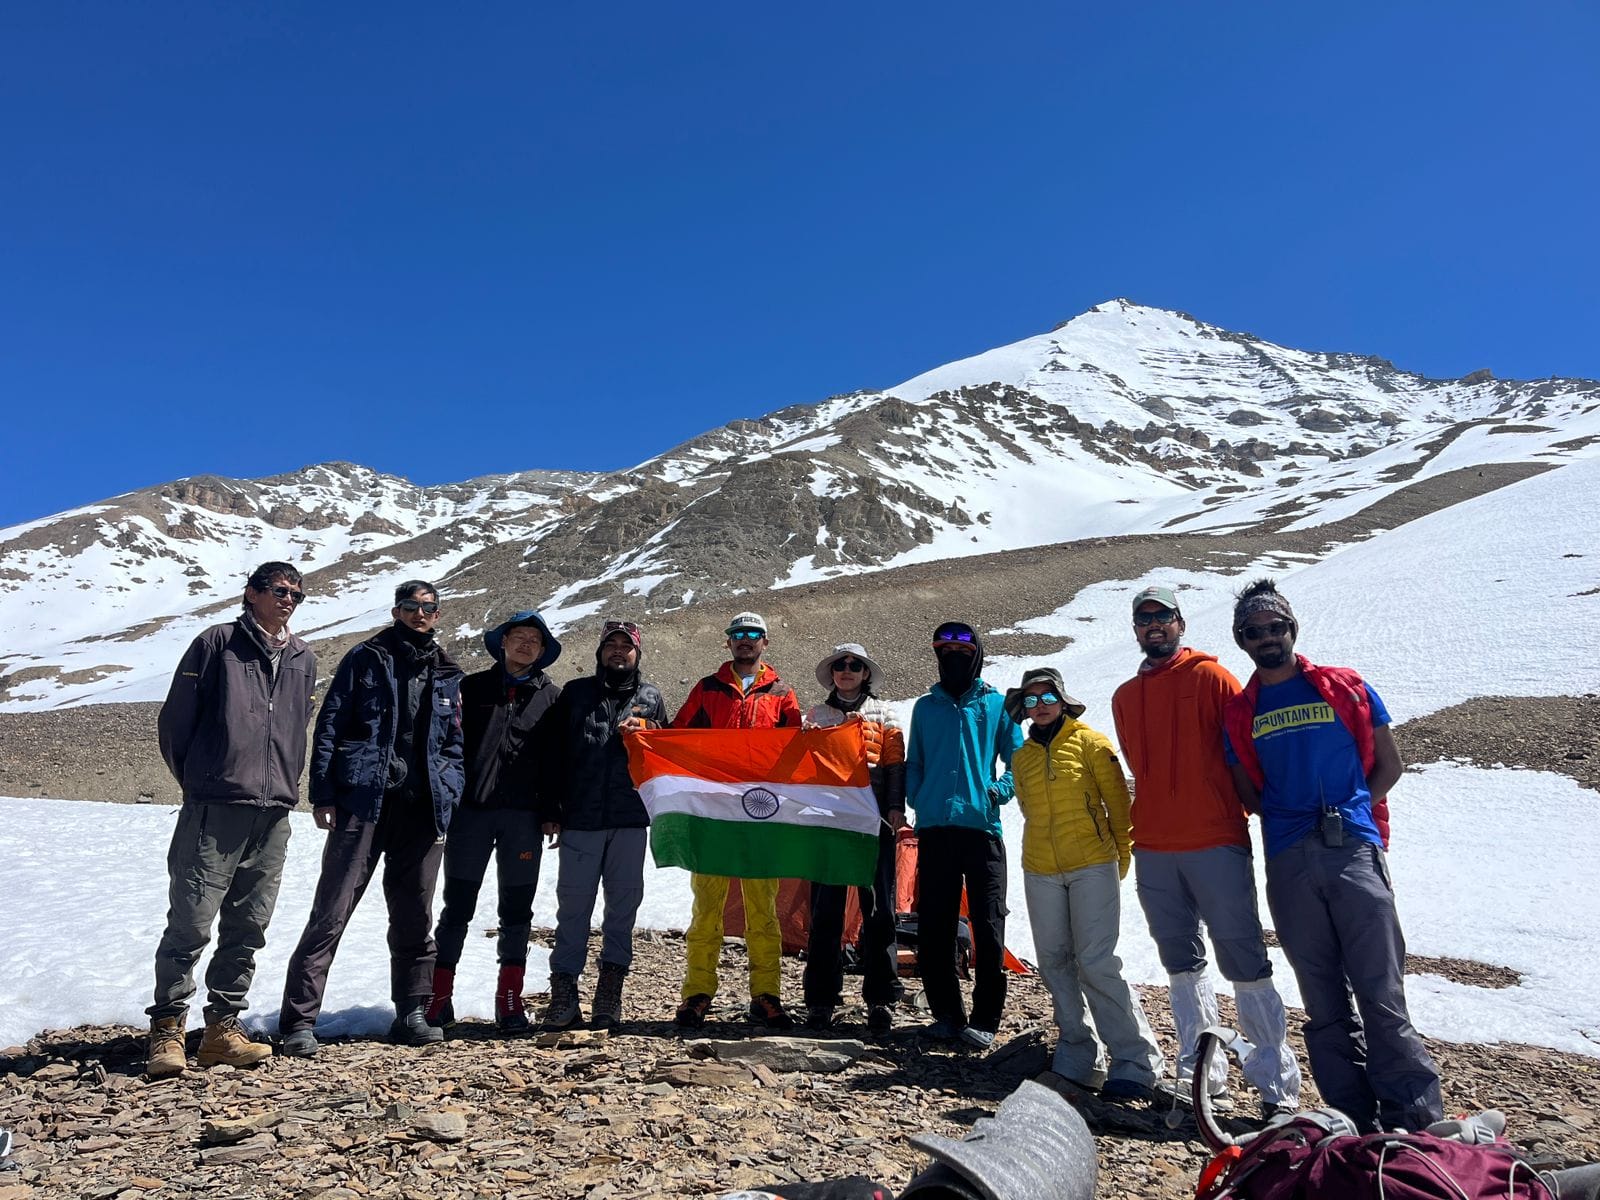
1007,666,1164,1102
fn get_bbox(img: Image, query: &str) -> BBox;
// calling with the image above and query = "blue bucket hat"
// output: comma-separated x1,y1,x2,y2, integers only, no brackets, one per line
483,610,562,672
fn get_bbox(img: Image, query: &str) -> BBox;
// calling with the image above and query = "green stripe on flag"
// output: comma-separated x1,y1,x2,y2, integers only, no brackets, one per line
651,812,878,886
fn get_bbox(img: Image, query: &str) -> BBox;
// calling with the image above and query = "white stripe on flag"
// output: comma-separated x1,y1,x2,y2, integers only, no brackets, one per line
639,776,880,836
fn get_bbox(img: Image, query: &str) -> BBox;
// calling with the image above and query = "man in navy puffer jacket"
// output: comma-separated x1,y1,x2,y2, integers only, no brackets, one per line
278,579,465,1056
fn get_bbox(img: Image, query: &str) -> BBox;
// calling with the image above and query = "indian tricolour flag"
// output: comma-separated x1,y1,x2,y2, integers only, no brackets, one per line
625,723,881,886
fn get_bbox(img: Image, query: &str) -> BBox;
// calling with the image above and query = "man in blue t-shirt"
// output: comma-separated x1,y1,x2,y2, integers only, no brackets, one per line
1222,579,1441,1133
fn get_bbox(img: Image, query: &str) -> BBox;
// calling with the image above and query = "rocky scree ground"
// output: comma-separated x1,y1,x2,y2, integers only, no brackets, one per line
2,930,1597,1200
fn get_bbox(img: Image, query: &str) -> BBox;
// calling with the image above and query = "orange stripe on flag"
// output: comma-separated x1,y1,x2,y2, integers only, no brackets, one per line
626,724,871,789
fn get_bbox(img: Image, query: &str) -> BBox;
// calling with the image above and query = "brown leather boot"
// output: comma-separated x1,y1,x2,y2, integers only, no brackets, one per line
197,1015,273,1069
147,1016,187,1078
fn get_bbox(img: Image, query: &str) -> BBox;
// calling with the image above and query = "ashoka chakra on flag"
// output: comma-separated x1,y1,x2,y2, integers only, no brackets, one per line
625,724,881,886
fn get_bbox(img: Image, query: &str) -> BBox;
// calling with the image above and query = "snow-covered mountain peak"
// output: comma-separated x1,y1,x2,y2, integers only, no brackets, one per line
4,302,1597,710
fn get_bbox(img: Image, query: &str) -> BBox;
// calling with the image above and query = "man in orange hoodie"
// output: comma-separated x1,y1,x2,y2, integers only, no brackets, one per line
1111,586,1301,1120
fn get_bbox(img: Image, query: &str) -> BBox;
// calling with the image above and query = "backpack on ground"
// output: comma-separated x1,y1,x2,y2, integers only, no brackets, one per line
1191,1026,1556,1200
1197,1114,1554,1200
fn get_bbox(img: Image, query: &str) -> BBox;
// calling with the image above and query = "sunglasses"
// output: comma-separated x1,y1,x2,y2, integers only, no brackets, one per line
932,625,976,645
268,585,306,605
399,600,441,615
1021,692,1061,710
1239,619,1292,642
602,620,641,635
1132,608,1178,627
832,657,868,673
729,629,764,641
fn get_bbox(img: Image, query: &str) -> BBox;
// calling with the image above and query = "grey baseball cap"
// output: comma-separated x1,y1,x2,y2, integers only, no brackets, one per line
1131,585,1180,613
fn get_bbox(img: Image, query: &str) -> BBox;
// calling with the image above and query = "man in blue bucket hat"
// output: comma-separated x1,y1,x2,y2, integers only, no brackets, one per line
425,609,563,1034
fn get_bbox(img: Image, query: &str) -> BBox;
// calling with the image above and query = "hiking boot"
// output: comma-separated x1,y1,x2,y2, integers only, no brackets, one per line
542,971,581,1029
1261,1099,1298,1122
390,1002,444,1047
495,965,530,1033
867,1005,893,1038
279,1028,318,1059
591,962,626,1030
748,993,795,1030
146,1016,187,1078
425,966,455,1027
924,1018,964,1041
958,1025,996,1050
675,993,713,1030
1158,1080,1234,1112
197,1015,272,1069
1101,1078,1156,1105
805,1005,834,1031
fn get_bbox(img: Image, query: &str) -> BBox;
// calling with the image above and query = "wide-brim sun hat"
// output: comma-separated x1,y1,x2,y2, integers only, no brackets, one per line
815,643,885,690
483,610,562,672
1002,666,1087,722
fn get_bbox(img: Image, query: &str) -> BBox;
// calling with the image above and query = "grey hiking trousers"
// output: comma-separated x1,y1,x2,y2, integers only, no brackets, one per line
149,802,291,1023
549,828,648,977
1133,844,1274,982
1266,836,1443,1132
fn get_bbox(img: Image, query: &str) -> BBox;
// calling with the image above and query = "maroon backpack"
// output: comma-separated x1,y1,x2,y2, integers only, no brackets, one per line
1199,1115,1553,1200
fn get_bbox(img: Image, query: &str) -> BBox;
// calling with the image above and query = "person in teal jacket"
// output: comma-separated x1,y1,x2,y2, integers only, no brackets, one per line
906,620,1025,1048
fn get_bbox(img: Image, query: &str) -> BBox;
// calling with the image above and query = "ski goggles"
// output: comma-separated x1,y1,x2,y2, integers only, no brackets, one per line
1021,692,1062,710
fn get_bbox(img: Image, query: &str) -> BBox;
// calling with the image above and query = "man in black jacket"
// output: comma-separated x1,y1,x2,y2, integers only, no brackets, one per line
146,561,316,1077
425,610,561,1033
539,620,668,1029
278,579,465,1057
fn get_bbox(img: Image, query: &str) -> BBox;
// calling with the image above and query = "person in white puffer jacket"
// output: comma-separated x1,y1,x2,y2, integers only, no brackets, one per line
801,643,906,1038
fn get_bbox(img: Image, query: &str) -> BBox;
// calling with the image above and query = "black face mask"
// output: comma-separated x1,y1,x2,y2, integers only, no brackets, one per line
394,622,436,652
936,650,978,696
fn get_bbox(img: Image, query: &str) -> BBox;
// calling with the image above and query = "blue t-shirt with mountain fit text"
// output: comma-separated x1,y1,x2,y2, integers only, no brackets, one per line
1224,673,1389,858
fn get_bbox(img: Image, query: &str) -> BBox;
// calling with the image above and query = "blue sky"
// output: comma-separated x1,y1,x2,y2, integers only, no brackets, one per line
3,3,1597,527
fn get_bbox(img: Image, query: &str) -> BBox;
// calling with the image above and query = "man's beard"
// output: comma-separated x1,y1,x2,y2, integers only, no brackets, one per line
1251,644,1292,670
1144,639,1179,661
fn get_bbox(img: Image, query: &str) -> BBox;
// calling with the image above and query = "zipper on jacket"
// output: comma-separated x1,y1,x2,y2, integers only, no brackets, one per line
1085,793,1108,845
262,637,285,805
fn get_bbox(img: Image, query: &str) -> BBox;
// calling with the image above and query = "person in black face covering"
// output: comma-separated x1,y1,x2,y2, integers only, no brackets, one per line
904,621,1025,1050
539,620,668,1030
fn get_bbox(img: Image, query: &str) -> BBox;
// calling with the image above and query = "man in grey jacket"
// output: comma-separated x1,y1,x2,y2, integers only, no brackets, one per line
146,561,317,1078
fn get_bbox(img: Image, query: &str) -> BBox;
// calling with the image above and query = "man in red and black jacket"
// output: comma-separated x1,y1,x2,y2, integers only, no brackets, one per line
1223,578,1441,1133
671,611,802,1030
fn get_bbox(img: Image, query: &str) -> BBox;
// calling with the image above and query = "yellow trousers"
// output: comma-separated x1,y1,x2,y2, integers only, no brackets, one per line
683,873,782,999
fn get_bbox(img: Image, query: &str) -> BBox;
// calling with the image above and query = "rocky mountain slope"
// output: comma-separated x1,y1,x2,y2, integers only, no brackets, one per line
3,299,1597,712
